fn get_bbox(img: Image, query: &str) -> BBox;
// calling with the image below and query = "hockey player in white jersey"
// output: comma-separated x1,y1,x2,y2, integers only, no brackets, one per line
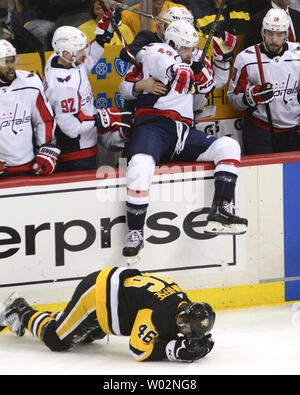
227,8,300,154
0,40,59,177
120,5,236,115
44,19,132,172
119,20,247,262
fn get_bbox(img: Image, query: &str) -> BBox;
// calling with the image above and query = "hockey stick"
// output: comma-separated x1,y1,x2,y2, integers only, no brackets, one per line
197,0,226,70
99,0,141,70
254,44,278,152
102,0,208,39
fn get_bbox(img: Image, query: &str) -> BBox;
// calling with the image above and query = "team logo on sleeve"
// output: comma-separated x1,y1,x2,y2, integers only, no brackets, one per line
114,58,129,77
114,92,124,109
57,75,71,83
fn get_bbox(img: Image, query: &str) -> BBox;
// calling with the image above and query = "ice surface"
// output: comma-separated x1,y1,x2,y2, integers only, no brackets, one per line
0,304,299,375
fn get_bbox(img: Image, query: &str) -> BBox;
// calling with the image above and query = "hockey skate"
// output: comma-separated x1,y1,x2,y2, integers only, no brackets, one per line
122,229,144,265
0,292,31,336
204,200,248,235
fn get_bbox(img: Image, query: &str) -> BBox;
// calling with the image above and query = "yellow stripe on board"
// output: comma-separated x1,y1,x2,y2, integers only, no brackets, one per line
186,282,285,310
0,282,287,336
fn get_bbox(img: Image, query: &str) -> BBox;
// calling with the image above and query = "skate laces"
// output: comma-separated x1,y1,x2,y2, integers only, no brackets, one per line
222,201,237,214
126,230,143,248
2,313,21,333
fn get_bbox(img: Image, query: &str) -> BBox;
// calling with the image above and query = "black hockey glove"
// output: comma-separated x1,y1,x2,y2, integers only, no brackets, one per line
95,9,121,46
188,334,214,359
95,107,132,134
166,334,214,362
243,83,274,107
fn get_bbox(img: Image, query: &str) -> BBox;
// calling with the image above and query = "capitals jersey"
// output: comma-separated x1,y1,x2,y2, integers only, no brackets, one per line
120,42,195,125
43,40,104,155
119,42,229,122
227,42,300,129
0,70,55,168
95,267,190,361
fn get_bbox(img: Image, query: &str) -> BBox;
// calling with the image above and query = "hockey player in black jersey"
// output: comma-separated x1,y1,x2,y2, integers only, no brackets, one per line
0,267,215,362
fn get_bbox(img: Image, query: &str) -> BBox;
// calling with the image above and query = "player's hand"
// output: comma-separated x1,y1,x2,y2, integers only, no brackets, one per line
95,11,114,46
193,66,214,94
166,335,214,362
188,334,214,359
95,107,132,134
168,63,195,94
213,31,237,62
0,159,7,178
243,83,274,107
32,144,61,176
134,77,169,95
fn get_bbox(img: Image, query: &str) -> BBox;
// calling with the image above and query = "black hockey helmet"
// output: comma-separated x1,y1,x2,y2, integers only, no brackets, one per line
177,302,215,339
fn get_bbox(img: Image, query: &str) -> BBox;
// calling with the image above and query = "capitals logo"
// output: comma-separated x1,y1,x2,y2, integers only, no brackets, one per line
114,57,129,77
57,75,71,83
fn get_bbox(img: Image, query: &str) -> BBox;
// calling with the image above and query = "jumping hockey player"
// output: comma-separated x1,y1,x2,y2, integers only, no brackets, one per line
227,8,300,154
0,39,58,177
119,20,247,262
44,21,132,172
120,6,236,113
0,267,215,363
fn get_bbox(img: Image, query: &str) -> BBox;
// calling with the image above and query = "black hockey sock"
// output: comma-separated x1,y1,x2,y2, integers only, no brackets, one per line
214,171,237,203
126,202,148,230
22,310,55,340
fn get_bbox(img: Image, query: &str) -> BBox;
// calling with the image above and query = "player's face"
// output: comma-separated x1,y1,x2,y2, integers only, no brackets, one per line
263,30,287,54
0,56,17,81
75,48,87,65
177,314,193,338
178,46,194,64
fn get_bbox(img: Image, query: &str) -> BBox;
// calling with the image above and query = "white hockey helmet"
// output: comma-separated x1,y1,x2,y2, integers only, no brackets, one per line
163,6,194,25
262,8,289,36
0,40,17,67
52,26,89,68
164,20,199,50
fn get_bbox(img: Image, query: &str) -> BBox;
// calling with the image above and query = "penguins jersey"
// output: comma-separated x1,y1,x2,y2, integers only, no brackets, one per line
95,267,190,362
43,40,104,150
227,42,300,129
119,42,229,122
0,70,55,167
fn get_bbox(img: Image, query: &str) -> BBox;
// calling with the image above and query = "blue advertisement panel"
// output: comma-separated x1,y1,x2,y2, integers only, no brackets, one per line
283,162,300,301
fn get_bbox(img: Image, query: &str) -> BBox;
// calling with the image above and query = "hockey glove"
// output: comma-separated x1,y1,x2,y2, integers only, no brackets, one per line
168,63,195,94
166,335,214,362
95,8,121,46
0,159,7,178
213,31,237,62
243,83,274,107
95,107,133,134
191,60,215,94
188,334,214,359
32,144,61,176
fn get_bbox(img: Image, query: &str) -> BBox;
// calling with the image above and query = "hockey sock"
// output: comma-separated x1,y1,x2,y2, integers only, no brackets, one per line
126,202,148,230
22,310,56,340
214,171,237,203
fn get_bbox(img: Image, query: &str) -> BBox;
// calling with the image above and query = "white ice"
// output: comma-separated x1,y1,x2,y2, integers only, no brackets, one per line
0,304,300,375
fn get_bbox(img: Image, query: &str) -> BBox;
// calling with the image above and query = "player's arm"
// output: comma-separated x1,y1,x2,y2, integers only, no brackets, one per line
31,76,60,176
129,309,165,362
227,52,274,111
227,53,251,111
212,31,237,89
